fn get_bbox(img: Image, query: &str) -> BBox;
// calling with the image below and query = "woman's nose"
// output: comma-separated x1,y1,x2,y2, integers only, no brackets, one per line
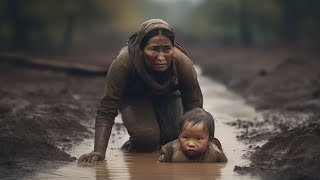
157,54,165,61
157,53,165,61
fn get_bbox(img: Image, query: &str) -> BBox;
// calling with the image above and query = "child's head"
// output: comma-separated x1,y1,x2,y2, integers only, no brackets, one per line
178,108,215,159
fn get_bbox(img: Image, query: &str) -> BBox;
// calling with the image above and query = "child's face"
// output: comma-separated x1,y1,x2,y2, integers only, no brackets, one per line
179,122,210,159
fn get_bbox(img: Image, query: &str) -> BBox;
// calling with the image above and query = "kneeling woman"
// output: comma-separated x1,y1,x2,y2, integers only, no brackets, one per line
78,19,203,164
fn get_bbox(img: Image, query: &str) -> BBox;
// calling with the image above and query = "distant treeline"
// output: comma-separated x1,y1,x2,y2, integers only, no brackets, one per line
0,0,143,53
1,0,320,53
190,0,320,47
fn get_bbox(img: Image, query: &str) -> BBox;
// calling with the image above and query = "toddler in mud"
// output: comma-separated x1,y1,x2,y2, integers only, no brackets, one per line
158,108,228,163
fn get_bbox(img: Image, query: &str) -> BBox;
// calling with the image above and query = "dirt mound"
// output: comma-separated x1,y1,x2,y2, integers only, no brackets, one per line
227,57,320,179
236,122,320,180
0,62,103,179
193,48,320,179
0,112,77,178
247,57,320,111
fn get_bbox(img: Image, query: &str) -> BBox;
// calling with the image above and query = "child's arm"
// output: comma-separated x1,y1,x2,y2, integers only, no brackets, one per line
158,141,175,162
212,138,228,162
219,151,228,162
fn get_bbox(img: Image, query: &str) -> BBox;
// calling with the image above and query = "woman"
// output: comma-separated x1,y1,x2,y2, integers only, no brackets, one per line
78,19,203,164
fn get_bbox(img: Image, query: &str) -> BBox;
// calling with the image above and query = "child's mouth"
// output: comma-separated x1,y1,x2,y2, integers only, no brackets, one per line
186,149,197,154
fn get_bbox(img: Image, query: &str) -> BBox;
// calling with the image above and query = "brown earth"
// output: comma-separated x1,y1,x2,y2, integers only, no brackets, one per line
0,59,104,179
191,47,320,180
1,46,320,179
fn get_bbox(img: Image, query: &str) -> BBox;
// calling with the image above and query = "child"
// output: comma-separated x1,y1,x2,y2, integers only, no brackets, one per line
158,108,228,163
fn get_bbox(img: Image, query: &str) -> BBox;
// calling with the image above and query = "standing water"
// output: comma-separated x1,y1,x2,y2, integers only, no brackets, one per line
32,66,262,179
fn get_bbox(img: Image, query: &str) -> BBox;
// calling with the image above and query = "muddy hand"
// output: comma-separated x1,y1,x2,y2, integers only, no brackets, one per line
77,152,103,166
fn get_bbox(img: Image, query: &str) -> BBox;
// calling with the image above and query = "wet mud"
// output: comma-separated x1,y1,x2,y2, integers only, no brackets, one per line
0,62,102,179
193,47,320,179
1,47,320,179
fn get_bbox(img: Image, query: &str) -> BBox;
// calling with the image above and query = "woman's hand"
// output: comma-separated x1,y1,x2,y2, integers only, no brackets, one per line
77,152,104,166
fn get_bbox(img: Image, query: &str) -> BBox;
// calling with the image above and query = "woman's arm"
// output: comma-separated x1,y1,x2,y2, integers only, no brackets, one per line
175,48,203,112
78,48,131,164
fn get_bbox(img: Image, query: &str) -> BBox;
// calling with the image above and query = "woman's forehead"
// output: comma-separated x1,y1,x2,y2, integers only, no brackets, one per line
146,36,172,45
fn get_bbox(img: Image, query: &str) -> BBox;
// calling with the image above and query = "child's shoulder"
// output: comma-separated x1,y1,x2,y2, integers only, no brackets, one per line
158,139,180,162
210,138,223,151
206,138,228,162
162,139,179,149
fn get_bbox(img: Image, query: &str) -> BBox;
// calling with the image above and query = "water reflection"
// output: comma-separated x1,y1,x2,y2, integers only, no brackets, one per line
95,152,226,180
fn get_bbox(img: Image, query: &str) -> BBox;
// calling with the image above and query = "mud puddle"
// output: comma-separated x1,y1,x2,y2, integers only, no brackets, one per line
30,66,262,180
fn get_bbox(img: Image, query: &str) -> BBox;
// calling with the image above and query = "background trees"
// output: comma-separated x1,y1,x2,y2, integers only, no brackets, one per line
1,0,319,52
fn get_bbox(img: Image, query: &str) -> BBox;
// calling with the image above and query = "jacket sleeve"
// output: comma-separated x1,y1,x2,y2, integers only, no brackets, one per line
175,49,203,112
158,141,174,162
95,49,131,128
209,139,228,162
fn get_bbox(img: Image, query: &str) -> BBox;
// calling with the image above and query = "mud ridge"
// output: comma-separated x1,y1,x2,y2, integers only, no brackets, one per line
195,49,320,179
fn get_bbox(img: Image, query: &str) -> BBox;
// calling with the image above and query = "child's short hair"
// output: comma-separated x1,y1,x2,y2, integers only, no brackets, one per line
178,108,215,138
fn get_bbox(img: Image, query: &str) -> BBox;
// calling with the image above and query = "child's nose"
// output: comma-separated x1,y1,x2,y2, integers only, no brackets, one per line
187,141,196,148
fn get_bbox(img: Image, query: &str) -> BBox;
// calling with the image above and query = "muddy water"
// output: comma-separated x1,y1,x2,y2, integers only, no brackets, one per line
31,66,262,180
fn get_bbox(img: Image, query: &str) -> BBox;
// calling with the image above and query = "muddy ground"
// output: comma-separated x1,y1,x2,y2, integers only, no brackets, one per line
1,46,320,179
192,47,320,180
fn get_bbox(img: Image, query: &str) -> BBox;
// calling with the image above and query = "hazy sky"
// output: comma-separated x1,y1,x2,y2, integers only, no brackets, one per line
144,0,205,29
150,0,204,5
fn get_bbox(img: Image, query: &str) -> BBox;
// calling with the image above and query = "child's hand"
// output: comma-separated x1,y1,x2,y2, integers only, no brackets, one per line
77,152,104,166
158,154,166,162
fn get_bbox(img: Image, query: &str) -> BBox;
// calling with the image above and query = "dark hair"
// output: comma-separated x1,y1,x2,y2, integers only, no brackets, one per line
178,108,215,139
139,28,175,50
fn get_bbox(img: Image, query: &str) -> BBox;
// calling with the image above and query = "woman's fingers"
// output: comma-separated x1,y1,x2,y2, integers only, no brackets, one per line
78,153,90,163
87,155,92,163
77,152,103,166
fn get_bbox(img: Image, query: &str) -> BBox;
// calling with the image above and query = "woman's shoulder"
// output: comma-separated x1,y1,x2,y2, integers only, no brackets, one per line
174,47,191,62
110,46,132,69
173,47,196,77
115,46,131,62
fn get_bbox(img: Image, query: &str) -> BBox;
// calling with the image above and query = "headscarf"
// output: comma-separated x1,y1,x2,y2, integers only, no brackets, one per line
127,19,187,94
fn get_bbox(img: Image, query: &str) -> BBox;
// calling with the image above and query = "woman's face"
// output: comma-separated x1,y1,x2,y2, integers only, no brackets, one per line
143,35,174,72
179,122,210,159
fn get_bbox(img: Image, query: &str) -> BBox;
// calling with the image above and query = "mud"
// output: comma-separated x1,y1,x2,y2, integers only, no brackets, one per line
0,62,102,179
1,47,320,179
192,47,320,179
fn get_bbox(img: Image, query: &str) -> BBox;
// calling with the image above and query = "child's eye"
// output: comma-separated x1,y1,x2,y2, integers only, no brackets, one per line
182,136,188,139
197,137,202,140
